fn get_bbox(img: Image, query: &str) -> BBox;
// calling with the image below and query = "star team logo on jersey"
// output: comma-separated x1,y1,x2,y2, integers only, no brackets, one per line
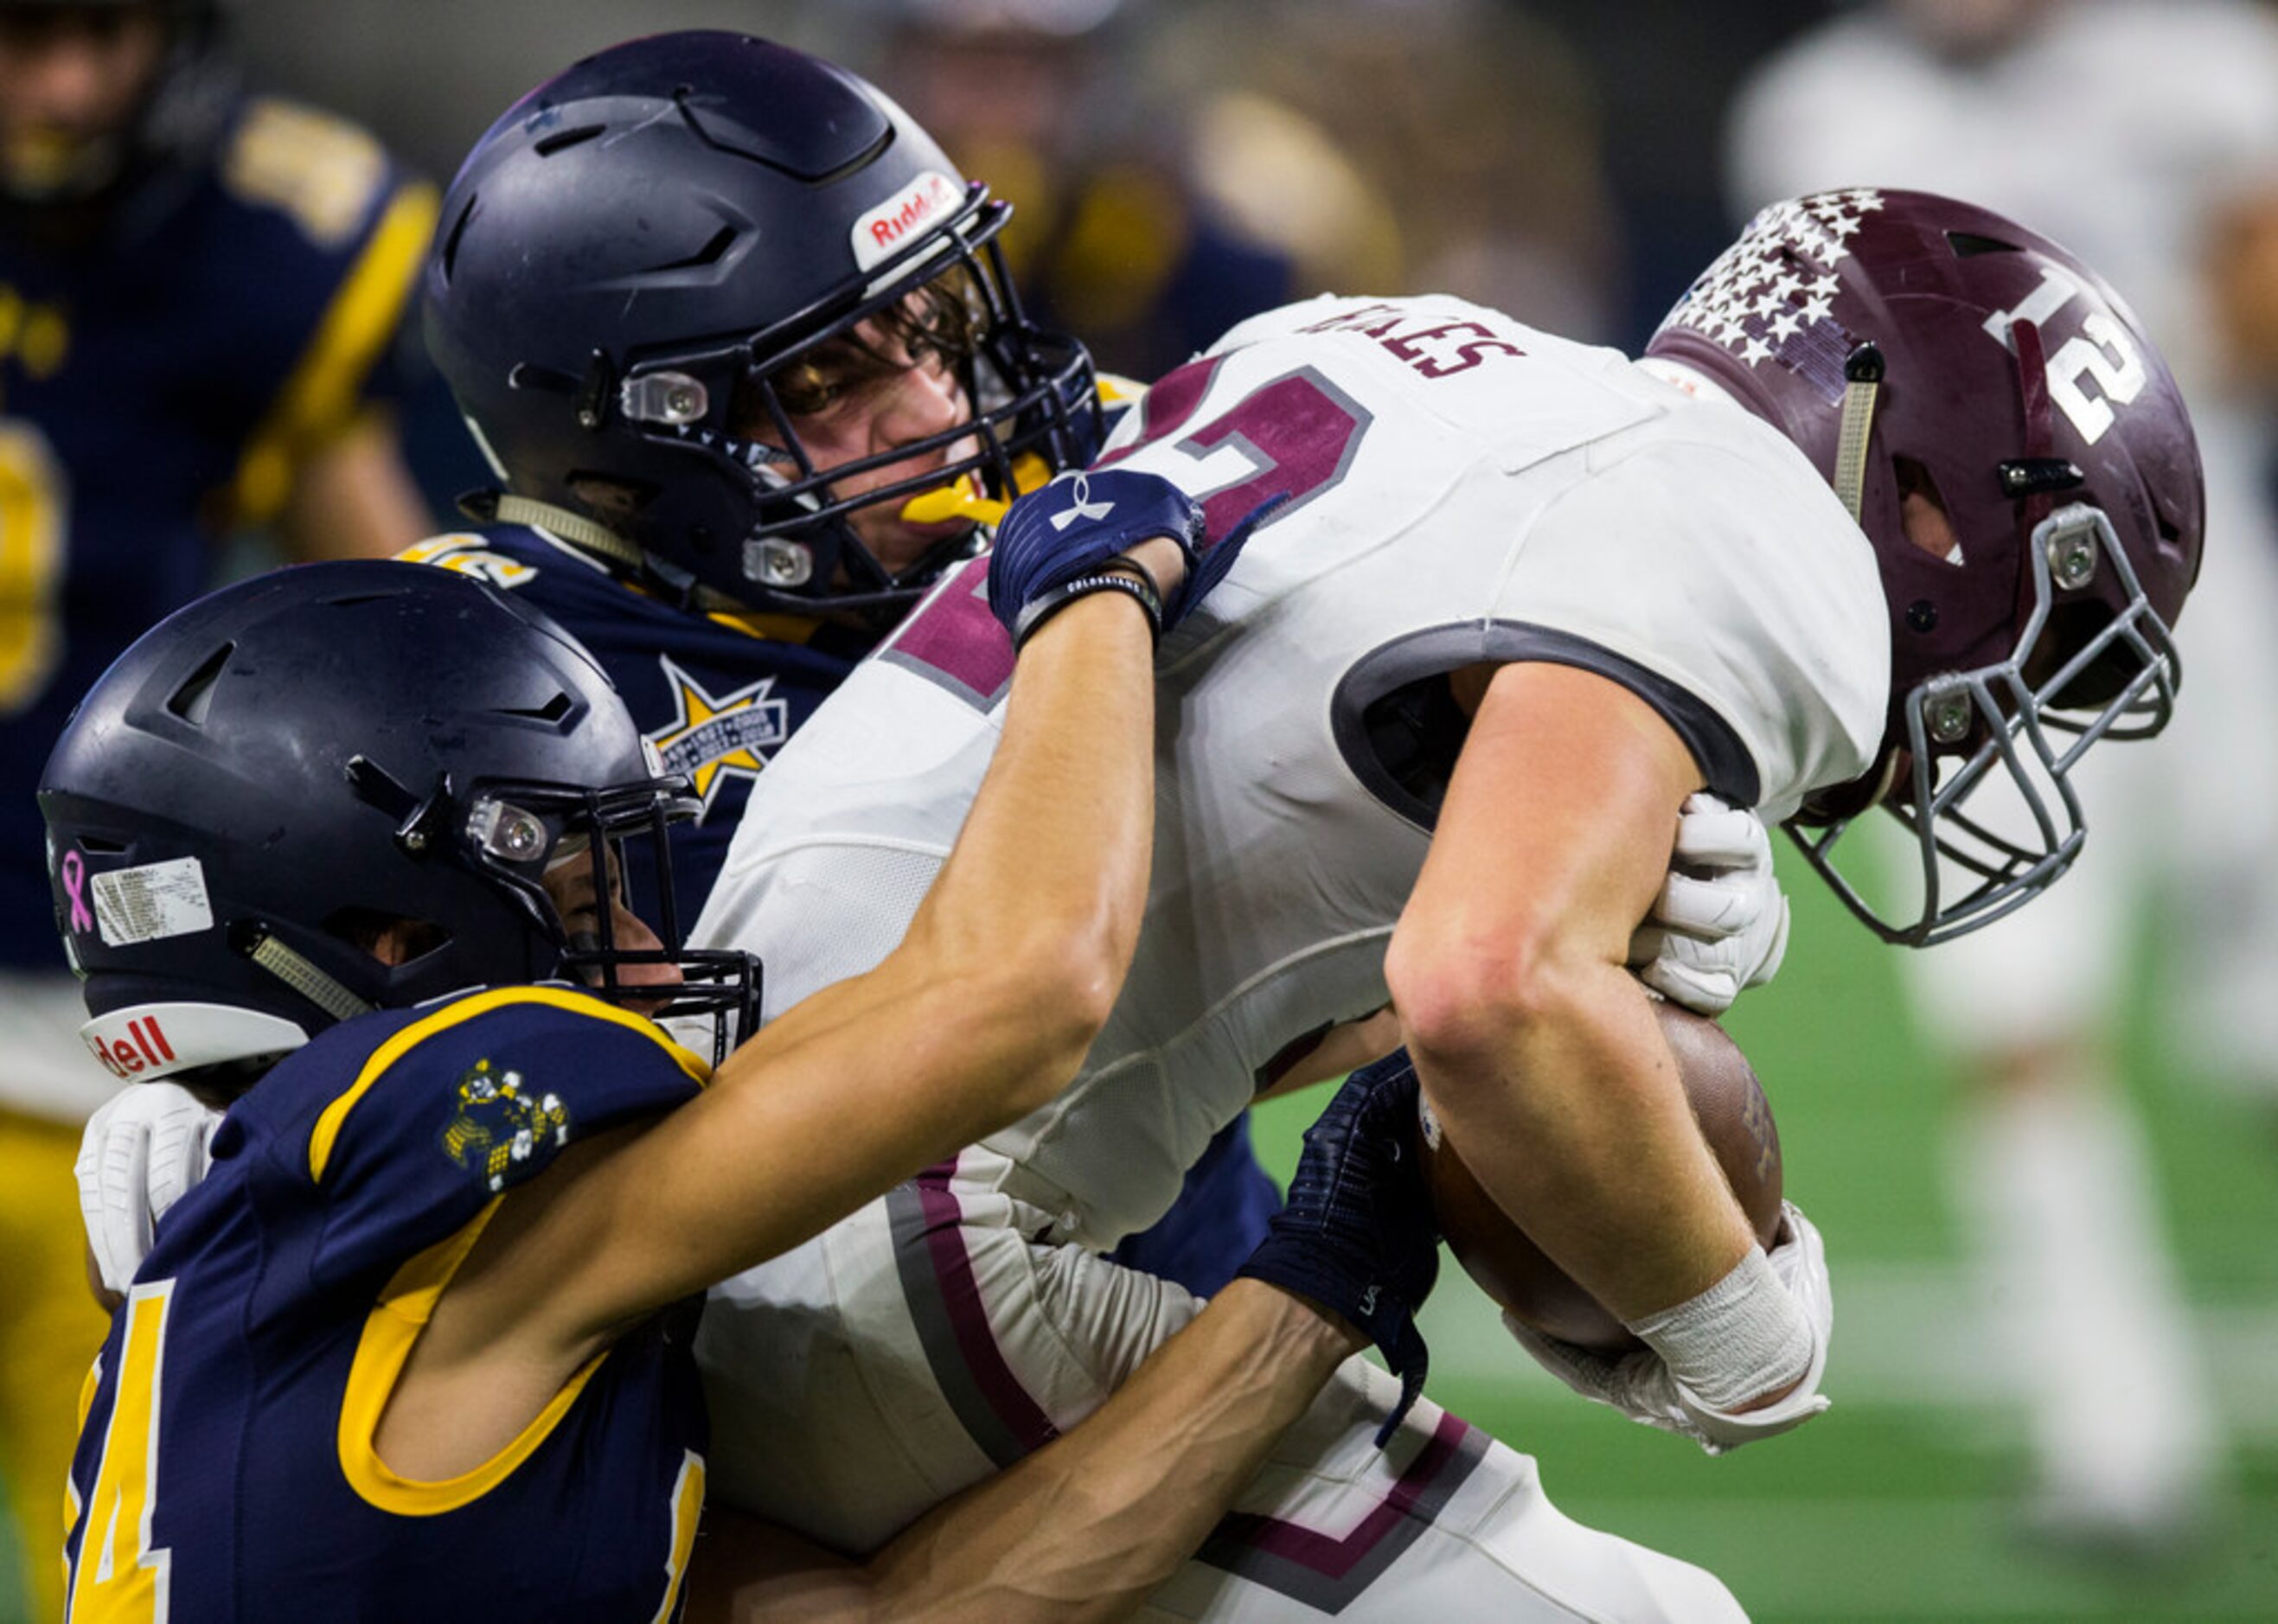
441,1058,569,1192
645,655,791,812
1661,189,1884,385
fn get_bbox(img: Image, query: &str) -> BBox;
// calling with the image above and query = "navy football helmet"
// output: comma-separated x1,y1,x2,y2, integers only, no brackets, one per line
424,31,1101,617
1647,189,2202,945
38,561,758,1083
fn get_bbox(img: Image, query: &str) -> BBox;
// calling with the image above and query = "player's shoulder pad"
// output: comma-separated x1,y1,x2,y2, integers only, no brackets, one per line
217,94,414,254
394,527,579,594
251,987,707,1287
1201,293,1382,358
302,985,707,1189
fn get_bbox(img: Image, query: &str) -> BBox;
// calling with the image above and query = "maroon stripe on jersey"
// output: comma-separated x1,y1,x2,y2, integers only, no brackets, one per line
886,1158,1060,1467
1194,1410,1488,1608
1096,353,1225,468
878,557,1015,712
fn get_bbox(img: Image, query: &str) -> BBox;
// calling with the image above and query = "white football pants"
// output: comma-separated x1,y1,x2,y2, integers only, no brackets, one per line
697,1147,1744,1621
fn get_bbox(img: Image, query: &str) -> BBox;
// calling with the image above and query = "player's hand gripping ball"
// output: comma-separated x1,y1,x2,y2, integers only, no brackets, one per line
1418,996,1782,1354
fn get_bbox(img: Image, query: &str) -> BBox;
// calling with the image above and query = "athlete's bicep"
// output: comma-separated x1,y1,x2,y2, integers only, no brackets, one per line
1395,661,1705,987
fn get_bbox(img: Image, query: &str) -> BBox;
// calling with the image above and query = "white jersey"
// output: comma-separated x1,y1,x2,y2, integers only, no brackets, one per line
693,292,1884,1248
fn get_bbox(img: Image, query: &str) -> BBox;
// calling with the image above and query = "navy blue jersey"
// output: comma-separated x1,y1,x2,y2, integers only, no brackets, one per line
63,987,711,1622
0,94,433,971
403,526,881,929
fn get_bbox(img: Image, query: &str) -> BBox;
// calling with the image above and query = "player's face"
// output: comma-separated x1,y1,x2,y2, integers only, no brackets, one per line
739,286,984,579
0,3,166,198
543,845,682,1009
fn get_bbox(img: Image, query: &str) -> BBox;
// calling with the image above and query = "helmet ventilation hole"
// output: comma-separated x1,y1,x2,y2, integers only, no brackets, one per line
440,197,476,282
533,125,605,158
644,225,737,275
1892,457,1965,566
1945,230,2021,259
494,692,575,725
167,643,234,726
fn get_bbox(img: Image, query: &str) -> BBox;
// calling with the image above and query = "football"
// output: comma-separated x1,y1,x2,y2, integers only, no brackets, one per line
1418,996,1783,1354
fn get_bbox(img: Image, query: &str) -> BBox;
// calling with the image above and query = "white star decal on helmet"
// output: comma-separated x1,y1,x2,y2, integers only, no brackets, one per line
1659,189,1886,380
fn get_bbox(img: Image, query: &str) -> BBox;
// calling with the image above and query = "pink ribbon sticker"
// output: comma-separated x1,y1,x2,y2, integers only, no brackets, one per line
60,850,93,934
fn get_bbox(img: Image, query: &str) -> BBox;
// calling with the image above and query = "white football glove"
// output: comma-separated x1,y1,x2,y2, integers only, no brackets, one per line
1504,1200,1833,1456
76,1082,223,1295
1629,793,1790,1015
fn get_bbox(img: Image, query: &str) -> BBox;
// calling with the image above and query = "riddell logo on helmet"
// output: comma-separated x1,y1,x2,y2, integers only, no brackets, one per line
85,1015,178,1079
853,171,961,272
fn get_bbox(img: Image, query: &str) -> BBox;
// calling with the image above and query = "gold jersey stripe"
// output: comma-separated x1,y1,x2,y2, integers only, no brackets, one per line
649,1450,707,1623
225,178,440,527
306,985,710,1184
699,603,829,643
334,1199,611,1516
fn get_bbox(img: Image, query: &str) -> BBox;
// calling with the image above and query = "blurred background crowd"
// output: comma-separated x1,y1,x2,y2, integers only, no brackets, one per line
5,1,2278,1618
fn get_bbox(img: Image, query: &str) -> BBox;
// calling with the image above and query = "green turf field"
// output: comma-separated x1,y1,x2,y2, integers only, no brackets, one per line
10,850,2274,1622
1244,849,2278,1621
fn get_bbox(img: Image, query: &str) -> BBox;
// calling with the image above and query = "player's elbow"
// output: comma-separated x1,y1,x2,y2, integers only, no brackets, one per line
965,946,1122,1116
1385,914,1594,1097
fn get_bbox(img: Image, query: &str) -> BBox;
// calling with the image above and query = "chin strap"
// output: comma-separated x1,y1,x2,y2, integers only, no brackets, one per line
472,494,760,617
241,929,374,1025
486,493,643,566
1831,343,1884,523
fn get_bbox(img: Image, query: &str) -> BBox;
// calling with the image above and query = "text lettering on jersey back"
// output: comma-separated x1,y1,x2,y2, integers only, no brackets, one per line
1296,302,1526,380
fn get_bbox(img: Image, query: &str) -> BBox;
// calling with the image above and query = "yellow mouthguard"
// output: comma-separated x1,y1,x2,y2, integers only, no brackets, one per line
898,455,1058,529
900,476,1008,528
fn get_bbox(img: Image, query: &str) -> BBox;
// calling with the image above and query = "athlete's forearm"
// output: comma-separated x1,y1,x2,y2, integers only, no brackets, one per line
1408,959,1753,1320
277,415,433,561
859,1282,1355,1621
1253,1004,1402,1101
1388,662,1749,1322
899,564,1168,1093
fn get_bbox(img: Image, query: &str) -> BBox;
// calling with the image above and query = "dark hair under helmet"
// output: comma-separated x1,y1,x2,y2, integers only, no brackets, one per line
423,30,1101,618
1647,189,2203,945
38,561,757,1084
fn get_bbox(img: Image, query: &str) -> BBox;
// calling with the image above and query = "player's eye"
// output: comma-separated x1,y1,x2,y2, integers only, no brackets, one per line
769,364,841,418
739,283,984,437
763,339,899,419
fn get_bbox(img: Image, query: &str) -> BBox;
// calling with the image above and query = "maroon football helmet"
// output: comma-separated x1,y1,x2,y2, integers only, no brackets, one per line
1647,189,2203,946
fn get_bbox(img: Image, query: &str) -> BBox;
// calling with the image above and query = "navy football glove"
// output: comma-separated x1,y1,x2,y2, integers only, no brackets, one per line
988,468,1285,648
1237,1050,1441,1447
